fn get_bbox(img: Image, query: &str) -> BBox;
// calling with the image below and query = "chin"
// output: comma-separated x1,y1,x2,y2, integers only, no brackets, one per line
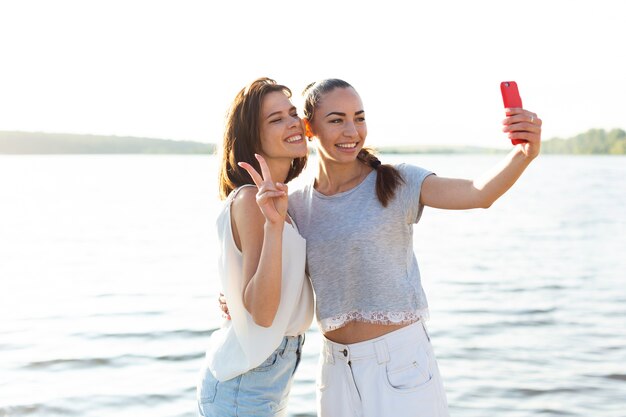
290,146,309,158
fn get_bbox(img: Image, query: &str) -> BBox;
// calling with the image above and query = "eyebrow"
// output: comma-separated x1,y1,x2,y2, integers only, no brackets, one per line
324,110,365,118
266,106,297,120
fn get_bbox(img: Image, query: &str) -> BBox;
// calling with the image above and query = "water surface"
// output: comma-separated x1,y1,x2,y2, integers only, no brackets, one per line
1,154,624,416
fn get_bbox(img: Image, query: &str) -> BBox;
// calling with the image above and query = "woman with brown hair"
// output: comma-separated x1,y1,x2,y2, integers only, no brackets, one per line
196,77,313,417
218,77,542,416
287,78,542,416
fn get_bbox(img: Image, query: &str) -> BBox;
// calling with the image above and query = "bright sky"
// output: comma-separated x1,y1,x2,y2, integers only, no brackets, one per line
1,0,624,148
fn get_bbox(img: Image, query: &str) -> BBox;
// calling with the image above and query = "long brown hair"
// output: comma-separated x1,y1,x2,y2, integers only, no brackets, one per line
218,77,308,199
302,79,404,207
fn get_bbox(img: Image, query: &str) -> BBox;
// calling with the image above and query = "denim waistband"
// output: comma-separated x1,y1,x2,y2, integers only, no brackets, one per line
277,334,305,355
321,321,428,364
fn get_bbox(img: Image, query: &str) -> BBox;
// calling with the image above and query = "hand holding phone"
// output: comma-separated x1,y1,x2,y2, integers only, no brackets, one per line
500,81,525,145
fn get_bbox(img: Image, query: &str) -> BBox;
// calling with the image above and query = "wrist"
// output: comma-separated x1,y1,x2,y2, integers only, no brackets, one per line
264,220,284,232
513,145,538,162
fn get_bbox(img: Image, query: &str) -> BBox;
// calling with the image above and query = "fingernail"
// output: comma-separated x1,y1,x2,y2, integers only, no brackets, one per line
237,162,244,167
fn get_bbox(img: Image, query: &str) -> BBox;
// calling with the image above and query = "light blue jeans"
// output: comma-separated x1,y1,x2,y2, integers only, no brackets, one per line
197,335,304,417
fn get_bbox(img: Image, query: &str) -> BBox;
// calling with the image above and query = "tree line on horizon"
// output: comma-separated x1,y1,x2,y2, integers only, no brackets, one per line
0,128,624,155
540,128,625,155
0,131,216,154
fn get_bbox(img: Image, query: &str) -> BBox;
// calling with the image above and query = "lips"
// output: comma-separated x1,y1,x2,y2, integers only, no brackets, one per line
285,134,303,143
335,142,358,149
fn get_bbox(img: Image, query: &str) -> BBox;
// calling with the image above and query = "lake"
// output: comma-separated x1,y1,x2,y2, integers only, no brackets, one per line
1,154,624,417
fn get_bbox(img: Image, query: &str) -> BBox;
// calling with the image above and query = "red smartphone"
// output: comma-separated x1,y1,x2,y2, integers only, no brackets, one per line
500,81,525,145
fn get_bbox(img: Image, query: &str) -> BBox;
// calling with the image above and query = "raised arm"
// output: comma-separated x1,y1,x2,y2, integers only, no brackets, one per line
420,108,541,209
231,155,289,327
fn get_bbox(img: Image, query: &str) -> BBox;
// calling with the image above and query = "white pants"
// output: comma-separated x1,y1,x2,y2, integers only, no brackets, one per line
316,320,449,417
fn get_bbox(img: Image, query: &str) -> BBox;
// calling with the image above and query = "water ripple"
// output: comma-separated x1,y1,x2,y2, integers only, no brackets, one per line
72,328,216,340
511,386,596,397
24,352,204,370
0,404,78,417
24,355,142,370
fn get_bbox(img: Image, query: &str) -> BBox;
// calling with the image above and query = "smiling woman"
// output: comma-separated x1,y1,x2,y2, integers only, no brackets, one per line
288,78,542,417
198,77,313,417
258,93,307,165
302,79,404,206
218,79,308,200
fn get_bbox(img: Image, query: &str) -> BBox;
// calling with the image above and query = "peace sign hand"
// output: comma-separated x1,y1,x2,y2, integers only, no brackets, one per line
238,154,288,225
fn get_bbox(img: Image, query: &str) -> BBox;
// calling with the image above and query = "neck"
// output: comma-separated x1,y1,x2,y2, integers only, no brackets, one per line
264,156,292,184
315,157,371,195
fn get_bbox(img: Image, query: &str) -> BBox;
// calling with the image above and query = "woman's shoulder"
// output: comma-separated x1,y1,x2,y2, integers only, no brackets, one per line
287,181,314,221
231,184,257,200
227,184,256,204
230,185,263,223
393,162,429,173
288,180,312,201
392,163,433,182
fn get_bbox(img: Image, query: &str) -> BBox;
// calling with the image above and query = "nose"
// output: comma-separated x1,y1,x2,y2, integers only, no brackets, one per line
343,121,358,138
288,114,300,128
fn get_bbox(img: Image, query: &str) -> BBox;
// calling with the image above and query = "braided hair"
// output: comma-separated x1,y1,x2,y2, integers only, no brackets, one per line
357,147,404,207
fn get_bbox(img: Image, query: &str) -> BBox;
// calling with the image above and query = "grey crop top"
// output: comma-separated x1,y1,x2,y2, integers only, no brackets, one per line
288,163,434,332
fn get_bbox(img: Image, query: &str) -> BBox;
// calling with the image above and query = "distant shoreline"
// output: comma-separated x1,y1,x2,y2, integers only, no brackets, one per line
1,128,624,155
0,131,216,155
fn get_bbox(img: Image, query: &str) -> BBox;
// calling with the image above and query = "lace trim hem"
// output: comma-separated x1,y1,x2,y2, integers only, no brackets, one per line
319,309,430,332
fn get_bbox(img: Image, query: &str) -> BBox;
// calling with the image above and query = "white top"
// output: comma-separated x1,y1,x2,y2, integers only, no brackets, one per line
205,185,314,381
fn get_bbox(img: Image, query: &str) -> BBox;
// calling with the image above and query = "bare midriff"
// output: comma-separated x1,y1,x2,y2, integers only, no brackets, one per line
323,320,415,345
